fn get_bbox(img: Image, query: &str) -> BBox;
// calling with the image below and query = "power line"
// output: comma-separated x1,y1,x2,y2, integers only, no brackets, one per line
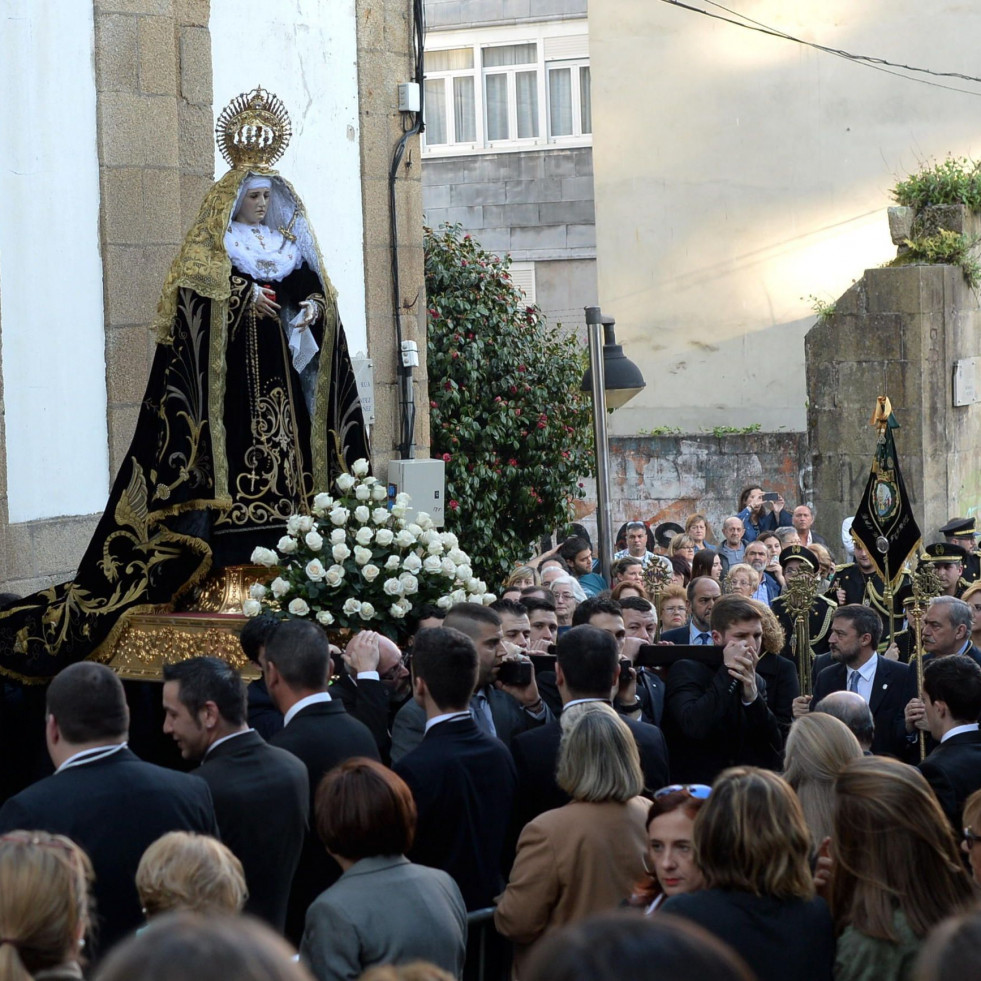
659,0,981,98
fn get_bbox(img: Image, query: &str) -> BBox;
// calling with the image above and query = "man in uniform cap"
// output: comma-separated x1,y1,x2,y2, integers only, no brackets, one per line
939,517,980,584
921,542,970,598
770,545,837,675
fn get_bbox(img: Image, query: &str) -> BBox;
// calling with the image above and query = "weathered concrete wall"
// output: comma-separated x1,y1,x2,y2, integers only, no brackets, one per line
577,431,811,551
807,256,981,548
425,0,586,30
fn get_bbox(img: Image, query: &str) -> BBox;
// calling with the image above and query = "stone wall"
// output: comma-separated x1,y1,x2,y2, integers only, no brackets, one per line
425,0,586,29
576,431,811,552
806,248,981,547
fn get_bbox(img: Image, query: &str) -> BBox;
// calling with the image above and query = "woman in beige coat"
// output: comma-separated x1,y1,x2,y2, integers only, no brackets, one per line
494,703,648,974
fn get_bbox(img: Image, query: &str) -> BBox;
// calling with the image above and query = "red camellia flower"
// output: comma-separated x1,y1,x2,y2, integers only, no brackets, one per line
442,453,452,462
430,400,437,408
449,499,459,510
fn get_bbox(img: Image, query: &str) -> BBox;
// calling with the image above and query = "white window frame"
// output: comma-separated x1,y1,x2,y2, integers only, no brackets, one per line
422,20,591,157
546,59,591,140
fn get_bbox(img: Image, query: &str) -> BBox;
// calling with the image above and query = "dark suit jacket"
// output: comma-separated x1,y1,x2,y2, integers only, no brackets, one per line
660,624,707,645
330,672,399,763
271,699,380,943
395,716,516,911
663,660,783,783
0,747,218,955
636,668,666,728
246,677,283,740
811,655,912,758
511,710,669,828
390,687,551,763
757,652,799,739
918,728,981,830
197,730,309,931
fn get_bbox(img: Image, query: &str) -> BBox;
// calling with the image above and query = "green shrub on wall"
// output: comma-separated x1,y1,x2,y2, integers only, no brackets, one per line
891,156,981,212
425,224,594,586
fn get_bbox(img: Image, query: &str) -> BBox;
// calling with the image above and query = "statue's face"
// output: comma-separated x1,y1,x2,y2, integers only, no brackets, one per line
236,187,270,225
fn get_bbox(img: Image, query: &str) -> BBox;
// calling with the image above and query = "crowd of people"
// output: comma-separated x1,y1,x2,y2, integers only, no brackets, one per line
2,486,981,980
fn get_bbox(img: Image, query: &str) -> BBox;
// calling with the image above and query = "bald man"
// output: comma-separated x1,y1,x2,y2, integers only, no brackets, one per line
332,629,412,763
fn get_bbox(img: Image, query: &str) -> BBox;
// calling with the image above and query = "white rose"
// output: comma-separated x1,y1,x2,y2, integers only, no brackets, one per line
277,535,297,555
332,542,352,563
329,506,350,526
391,503,408,519
336,473,356,493
448,548,467,565
352,458,371,477
325,565,345,587
374,528,394,547
450,588,467,605
354,505,371,524
407,523,423,538
250,546,278,567
403,553,423,574
436,595,453,609
482,593,497,605
467,577,482,593
423,555,443,574
316,610,335,626
355,484,371,501
363,475,378,485
440,532,459,548
305,559,326,581
355,526,374,546
286,514,303,535
372,507,390,525
249,583,267,600
359,602,376,620
427,540,444,556
362,564,381,582
270,576,290,598
456,565,473,582
383,577,403,596
395,530,416,548
342,598,362,615
297,515,315,534
305,531,324,552
329,528,346,545
399,572,419,595
395,492,411,506
394,597,412,614
418,530,437,546
416,512,434,531
441,557,457,577
313,492,333,511
242,598,262,617
371,485,388,502
389,603,408,619
354,546,372,566
288,597,310,616
385,554,402,571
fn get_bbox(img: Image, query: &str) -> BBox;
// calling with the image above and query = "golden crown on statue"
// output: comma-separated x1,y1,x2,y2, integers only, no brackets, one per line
216,86,292,169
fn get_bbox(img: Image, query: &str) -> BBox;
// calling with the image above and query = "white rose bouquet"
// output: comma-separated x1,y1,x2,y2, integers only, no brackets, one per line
247,460,494,638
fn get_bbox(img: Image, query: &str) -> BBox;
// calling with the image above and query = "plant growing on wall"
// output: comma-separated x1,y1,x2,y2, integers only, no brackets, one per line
425,224,595,585
891,156,981,212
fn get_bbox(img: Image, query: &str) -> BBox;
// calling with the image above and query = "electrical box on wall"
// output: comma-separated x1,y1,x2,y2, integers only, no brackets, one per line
398,82,420,113
387,459,445,527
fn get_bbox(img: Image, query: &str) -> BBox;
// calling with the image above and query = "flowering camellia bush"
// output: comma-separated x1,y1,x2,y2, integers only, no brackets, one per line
244,459,495,639
425,224,594,585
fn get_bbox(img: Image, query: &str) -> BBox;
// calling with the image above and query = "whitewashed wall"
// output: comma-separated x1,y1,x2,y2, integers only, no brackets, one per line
211,0,368,354
0,1,109,522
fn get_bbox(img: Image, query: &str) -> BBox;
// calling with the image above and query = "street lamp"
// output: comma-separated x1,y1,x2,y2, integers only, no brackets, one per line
581,306,646,584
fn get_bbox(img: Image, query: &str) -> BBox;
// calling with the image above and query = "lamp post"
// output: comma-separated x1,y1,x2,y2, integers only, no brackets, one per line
581,306,646,584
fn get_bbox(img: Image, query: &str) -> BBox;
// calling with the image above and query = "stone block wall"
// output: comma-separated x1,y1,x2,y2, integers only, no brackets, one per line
576,432,811,553
806,257,981,547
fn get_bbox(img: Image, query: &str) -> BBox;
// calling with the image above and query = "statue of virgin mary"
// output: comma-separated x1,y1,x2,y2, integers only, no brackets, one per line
0,88,369,680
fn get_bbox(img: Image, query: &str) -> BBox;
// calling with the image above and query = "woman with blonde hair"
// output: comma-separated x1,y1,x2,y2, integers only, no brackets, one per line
684,514,713,551
505,565,539,591
0,830,93,981
724,563,759,598
136,832,247,919
662,767,834,981
831,756,974,981
667,534,696,563
495,704,648,973
783,713,863,848
656,585,689,632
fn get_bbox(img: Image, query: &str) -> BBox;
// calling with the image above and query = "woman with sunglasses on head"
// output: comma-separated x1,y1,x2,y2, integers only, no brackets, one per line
662,767,834,981
628,785,709,913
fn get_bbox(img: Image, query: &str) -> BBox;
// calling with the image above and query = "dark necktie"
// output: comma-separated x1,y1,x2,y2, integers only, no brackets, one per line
697,632,710,645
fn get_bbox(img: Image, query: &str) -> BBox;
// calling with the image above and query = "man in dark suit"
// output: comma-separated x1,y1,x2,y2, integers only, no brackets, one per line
621,595,666,725
239,613,284,739
663,596,782,783
262,619,380,943
660,576,721,646
161,656,308,932
801,605,912,758
330,629,411,763
918,654,981,830
391,603,551,761
0,663,218,956
394,626,516,911
511,624,669,828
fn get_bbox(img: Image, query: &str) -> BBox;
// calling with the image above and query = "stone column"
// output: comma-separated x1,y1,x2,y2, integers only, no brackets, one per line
355,0,429,474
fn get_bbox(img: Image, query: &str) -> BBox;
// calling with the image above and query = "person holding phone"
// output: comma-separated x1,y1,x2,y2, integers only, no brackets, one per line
736,485,792,543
